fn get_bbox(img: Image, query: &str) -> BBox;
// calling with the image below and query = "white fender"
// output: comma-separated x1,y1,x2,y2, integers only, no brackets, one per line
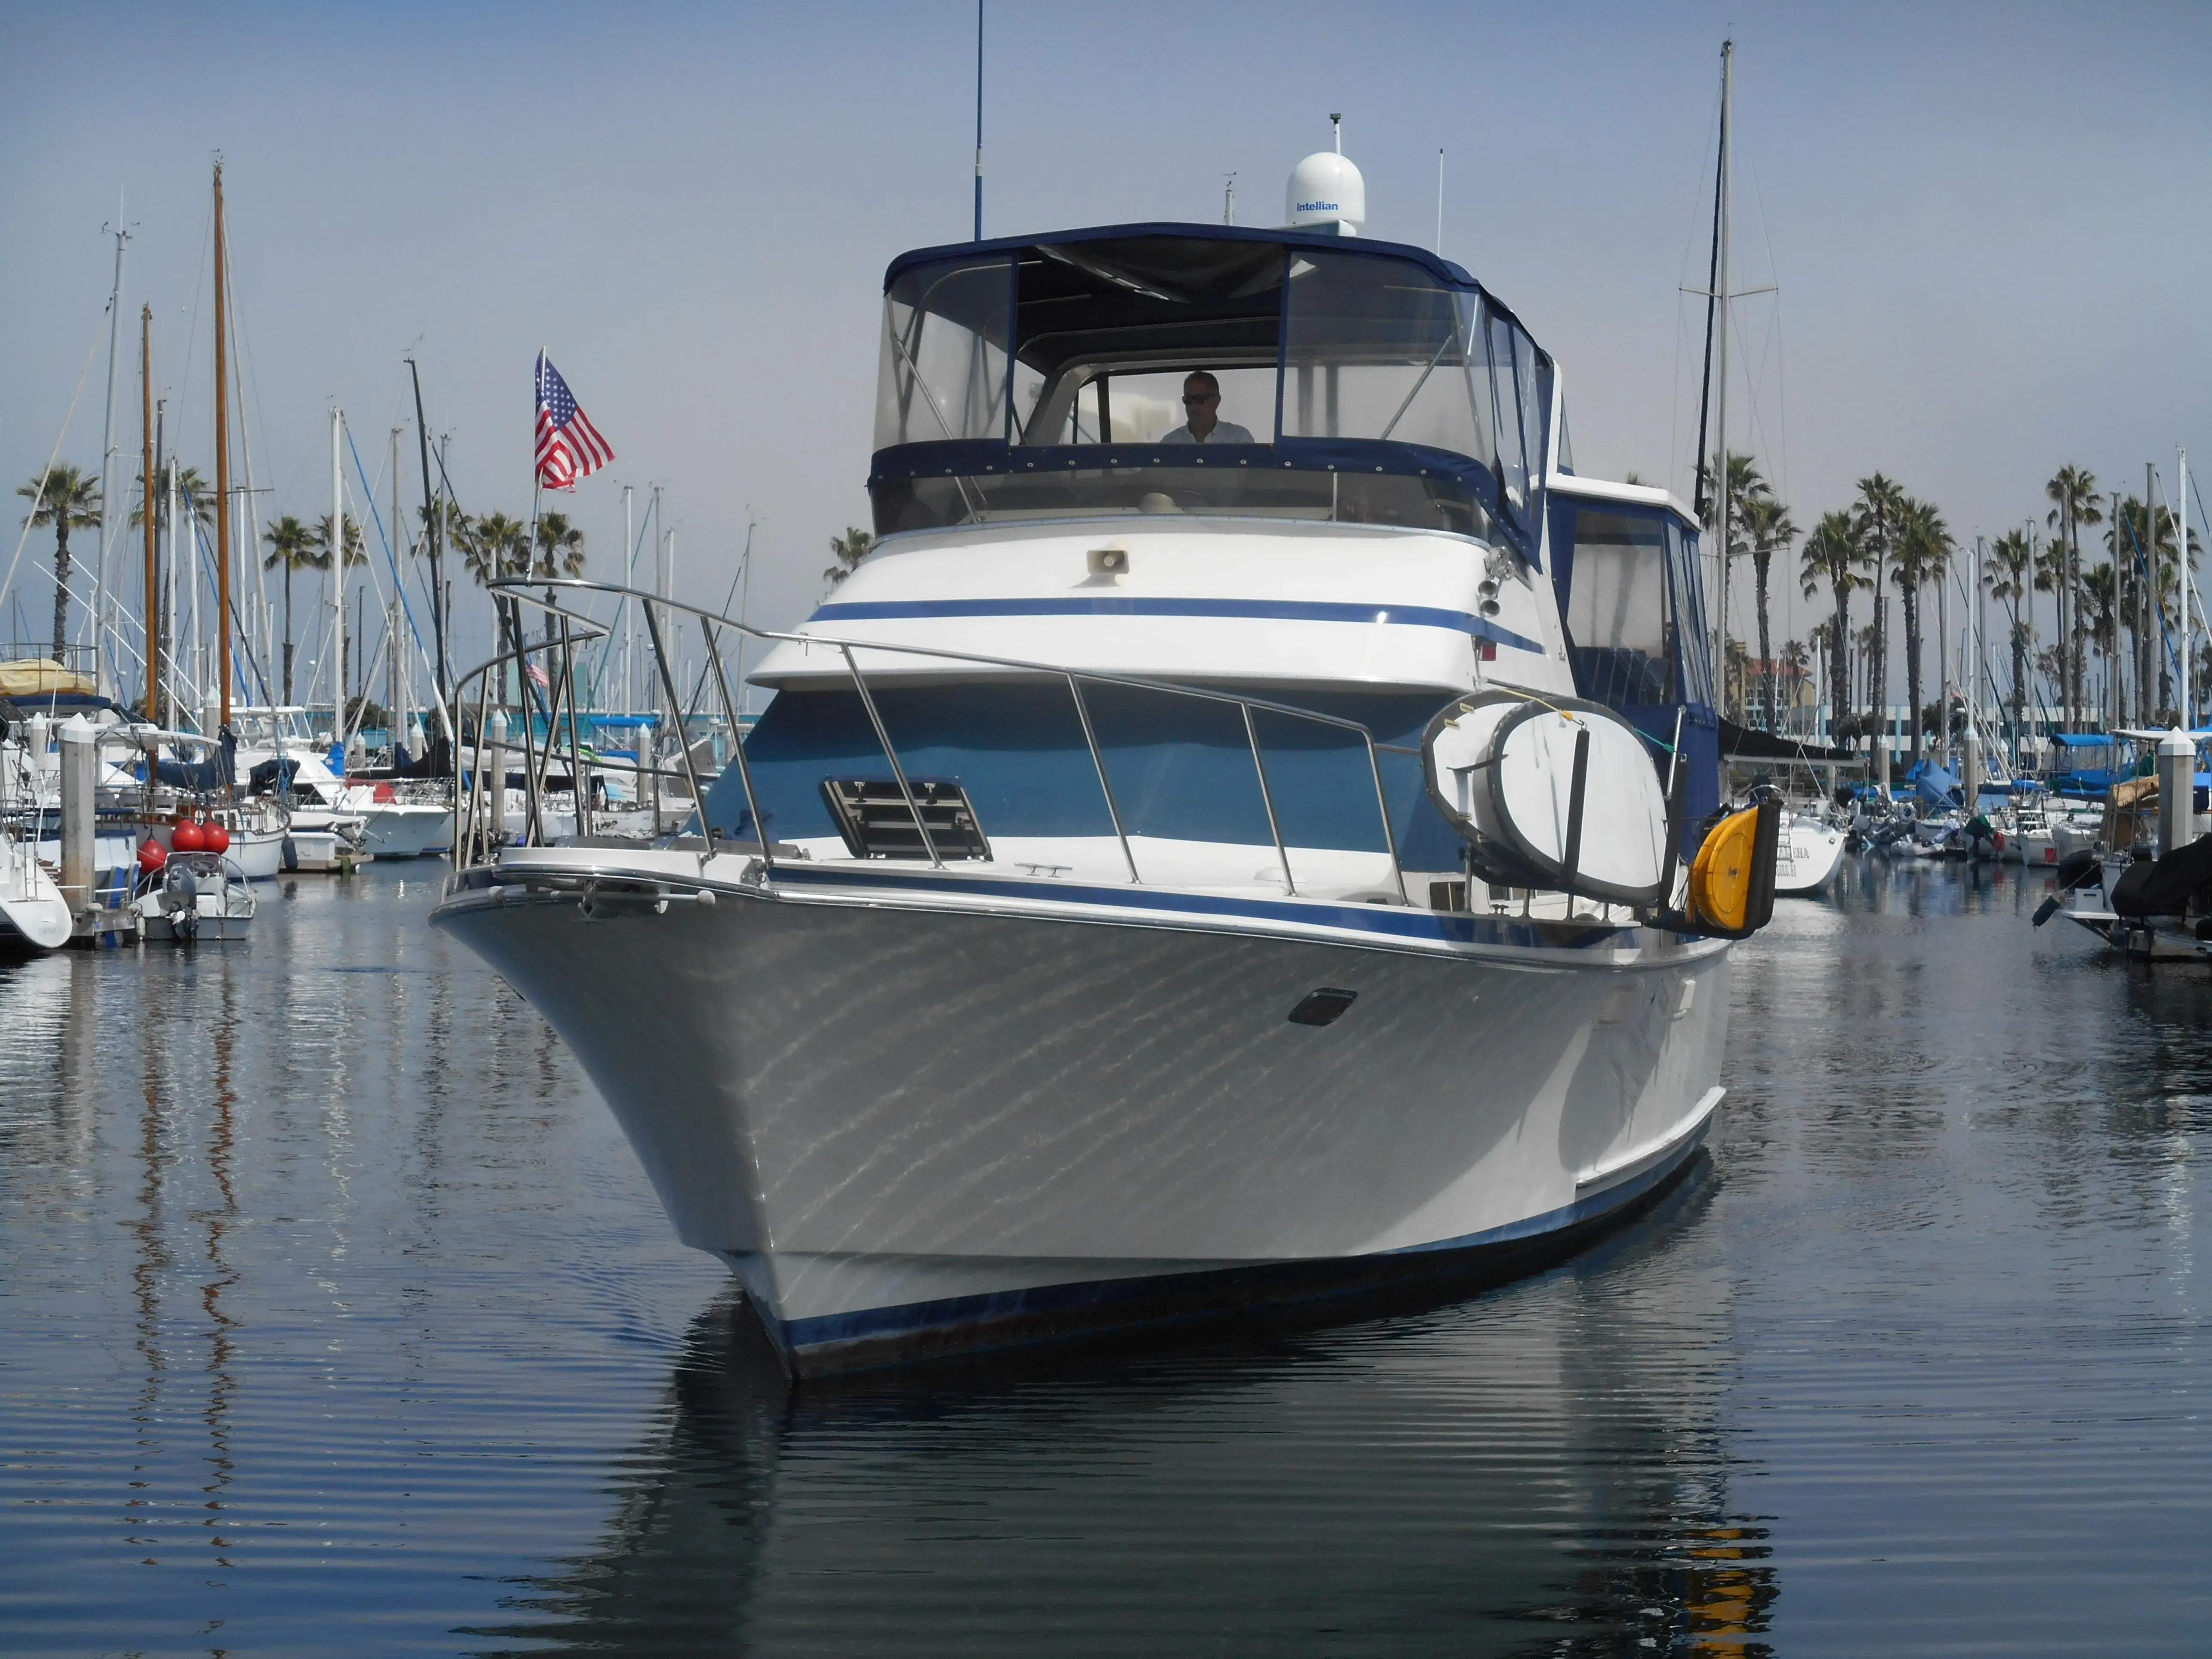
1422,691,1673,907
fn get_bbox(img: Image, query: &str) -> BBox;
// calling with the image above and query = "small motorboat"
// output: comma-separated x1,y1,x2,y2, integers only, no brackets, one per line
133,848,255,943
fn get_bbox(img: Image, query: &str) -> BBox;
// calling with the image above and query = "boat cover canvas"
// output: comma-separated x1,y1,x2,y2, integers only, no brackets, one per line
0,658,95,697
2110,834,2212,918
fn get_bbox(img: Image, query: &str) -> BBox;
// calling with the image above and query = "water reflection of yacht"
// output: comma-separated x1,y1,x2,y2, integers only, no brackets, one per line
438,147,1769,1374
478,1170,1773,1655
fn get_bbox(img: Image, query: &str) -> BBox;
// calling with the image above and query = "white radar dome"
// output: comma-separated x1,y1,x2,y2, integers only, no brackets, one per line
1286,150,1365,236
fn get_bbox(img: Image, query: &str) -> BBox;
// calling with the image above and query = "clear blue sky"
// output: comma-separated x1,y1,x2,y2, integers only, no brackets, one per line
4,1,2208,684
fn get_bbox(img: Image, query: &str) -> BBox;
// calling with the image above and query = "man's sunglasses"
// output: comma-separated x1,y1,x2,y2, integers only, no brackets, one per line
1182,392,1218,405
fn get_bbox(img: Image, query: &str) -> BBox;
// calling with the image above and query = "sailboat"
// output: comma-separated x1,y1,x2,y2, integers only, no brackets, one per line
0,721,70,955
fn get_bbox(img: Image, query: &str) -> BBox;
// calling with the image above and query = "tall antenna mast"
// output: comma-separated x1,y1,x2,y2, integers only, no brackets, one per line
213,162,234,731
972,0,984,241
1434,150,1444,254
1711,39,1732,712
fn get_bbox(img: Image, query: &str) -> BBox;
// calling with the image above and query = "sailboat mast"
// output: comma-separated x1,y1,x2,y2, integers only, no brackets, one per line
332,407,346,750
96,207,128,699
165,458,179,728
622,483,635,715
2182,447,2193,730
406,357,450,725
140,306,156,721
391,426,404,742
2147,459,2157,727
213,164,234,732
1711,38,1732,712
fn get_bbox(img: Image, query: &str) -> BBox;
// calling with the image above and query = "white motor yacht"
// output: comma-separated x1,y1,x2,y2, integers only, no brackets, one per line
435,194,1776,1373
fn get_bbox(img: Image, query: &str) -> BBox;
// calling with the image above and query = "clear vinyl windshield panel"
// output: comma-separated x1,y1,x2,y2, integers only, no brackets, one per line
868,240,1550,551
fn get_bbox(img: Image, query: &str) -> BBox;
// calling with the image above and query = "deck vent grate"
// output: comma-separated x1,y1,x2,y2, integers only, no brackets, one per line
822,778,991,861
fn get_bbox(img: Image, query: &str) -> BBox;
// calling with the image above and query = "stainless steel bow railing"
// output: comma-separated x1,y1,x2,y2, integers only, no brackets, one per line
450,577,1411,902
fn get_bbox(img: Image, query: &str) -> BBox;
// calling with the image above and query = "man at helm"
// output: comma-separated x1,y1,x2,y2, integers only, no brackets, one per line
1160,371,1255,444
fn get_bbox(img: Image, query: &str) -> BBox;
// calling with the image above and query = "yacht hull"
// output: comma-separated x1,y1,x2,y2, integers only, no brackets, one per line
435,859,1730,1374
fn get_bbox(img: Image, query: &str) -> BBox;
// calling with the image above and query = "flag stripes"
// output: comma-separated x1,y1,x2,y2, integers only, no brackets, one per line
534,351,613,492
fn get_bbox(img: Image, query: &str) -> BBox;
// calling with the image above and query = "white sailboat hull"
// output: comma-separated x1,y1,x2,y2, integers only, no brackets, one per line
0,846,71,953
1773,817,1847,896
436,851,1730,1373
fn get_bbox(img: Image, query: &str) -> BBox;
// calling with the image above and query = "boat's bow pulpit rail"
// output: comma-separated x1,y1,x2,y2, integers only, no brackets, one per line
431,220,1758,1373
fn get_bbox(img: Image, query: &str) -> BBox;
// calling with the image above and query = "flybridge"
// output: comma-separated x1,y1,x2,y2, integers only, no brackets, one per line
867,223,1553,561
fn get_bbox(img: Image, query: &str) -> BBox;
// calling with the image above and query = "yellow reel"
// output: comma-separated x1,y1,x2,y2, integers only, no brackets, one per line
1687,799,1781,937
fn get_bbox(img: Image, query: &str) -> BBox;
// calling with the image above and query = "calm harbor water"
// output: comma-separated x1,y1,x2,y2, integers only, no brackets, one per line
3,857,2210,1655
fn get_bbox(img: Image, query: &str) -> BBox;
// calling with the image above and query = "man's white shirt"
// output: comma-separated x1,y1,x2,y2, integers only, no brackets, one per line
1160,420,1257,444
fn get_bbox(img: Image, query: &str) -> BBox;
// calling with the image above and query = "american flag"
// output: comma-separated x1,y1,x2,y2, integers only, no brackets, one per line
535,352,613,492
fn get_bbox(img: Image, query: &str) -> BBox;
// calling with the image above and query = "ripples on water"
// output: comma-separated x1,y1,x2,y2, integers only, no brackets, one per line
1,859,2207,1654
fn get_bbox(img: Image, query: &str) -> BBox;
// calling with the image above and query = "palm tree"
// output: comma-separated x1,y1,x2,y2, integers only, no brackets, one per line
1891,497,1953,767
262,515,322,703
1741,491,1797,731
531,511,586,581
1853,474,1906,766
1698,452,1769,720
456,511,531,663
2104,494,2198,721
1779,637,1812,734
18,463,101,659
459,512,529,588
127,463,216,539
529,511,587,643
1800,510,1860,748
2081,561,2118,729
823,526,874,589
313,513,366,573
1984,528,2034,749
2045,465,2103,731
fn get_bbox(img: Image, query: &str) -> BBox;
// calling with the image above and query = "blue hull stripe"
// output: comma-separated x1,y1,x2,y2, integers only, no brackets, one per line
763,860,1633,951
806,595,1543,655
775,1121,1710,1358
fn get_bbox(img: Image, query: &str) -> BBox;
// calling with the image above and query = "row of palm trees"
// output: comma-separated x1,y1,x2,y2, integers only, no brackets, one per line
17,460,587,708
1719,456,2201,763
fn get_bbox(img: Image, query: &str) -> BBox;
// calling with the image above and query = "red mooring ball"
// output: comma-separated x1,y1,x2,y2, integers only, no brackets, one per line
171,819,207,854
201,821,231,855
137,838,168,872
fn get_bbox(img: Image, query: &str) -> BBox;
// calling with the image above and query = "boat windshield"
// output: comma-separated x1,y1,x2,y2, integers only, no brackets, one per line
868,233,1550,552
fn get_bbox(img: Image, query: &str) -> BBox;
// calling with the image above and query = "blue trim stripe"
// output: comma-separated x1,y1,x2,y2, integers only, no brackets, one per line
806,595,1543,655
776,1120,1708,1355
764,860,1632,951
